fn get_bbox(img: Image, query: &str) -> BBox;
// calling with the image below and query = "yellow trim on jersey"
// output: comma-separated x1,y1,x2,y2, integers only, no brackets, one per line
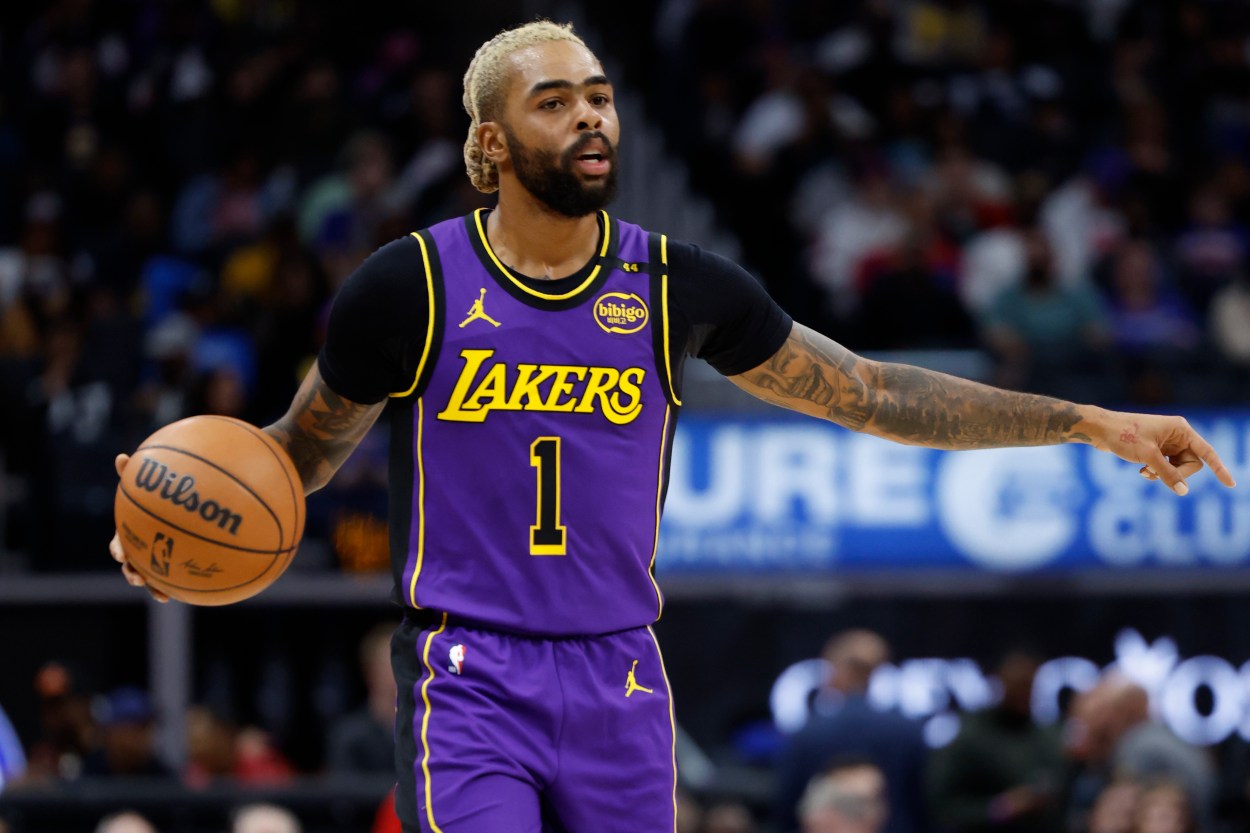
390,232,438,398
647,404,671,617
419,612,449,833
407,399,427,608
473,208,610,300
659,235,682,406
646,626,680,833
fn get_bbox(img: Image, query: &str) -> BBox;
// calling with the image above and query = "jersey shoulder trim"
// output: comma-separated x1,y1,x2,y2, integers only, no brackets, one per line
388,229,445,398
647,232,682,407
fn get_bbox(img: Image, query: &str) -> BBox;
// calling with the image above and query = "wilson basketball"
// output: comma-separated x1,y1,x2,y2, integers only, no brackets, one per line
113,415,305,606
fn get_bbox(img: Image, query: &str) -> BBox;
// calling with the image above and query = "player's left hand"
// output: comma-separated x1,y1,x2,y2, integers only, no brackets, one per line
1092,411,1236,496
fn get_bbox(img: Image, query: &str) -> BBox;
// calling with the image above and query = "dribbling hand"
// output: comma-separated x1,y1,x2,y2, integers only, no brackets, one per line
109,453,170,604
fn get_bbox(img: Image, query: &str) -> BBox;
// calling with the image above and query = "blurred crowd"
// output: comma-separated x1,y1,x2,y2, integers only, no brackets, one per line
599,0,1250,402
0,0,497,568
1,624,403,833
766,630,1249,833
5,626,1250,833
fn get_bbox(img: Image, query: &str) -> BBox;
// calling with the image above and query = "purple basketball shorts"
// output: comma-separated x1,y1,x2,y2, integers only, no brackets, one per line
392,612,678,832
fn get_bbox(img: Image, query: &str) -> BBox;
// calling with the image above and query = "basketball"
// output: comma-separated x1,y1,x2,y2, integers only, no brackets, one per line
113,416,305,606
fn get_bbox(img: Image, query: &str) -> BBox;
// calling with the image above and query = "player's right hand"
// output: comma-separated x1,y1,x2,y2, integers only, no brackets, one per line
109,453,170,604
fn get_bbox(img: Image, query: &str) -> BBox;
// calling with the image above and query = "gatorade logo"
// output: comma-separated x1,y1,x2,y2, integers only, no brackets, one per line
593,292,648,335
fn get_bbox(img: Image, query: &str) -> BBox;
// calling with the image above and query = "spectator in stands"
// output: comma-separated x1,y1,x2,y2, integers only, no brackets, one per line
326,622,398,774
921,143,1013,244
184,705,293,788
1102,241,1200,352
1086,780,1140,833
701,802,757,833
676,787,703,833
798,758,889,833
169,147,272,259
1065,676,1216,833
958,177,1037,316
1067,684,1117,832
24,661,96,782
81,687,174,779
774,630,927,833
1208,269,1250,366
1128,780,1196,833
982,227,1110,391
808,161,909,316
856,231,977,350
1038,156,1128,289
1105,685,1215,831
1101,240,1201,401
298,130,399,256
94,811,158,833
231,803,302,833
1172,184,1250,315
926,650,1064,833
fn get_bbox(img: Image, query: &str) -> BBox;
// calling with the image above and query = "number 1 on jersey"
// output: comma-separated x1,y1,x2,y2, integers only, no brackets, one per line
530,437,567,555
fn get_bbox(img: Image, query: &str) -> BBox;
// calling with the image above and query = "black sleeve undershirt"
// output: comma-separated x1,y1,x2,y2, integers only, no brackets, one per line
318,235,428,404
317,233,793,405
663,239,793,377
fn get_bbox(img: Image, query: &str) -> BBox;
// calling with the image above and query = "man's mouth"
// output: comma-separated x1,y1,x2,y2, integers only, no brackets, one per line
573,151,610,175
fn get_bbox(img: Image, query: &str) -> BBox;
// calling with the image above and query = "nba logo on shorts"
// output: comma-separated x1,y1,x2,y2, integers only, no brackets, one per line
448,644,466,675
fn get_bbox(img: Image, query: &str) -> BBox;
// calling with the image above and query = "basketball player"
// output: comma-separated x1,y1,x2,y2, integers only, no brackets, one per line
110,20,1236,833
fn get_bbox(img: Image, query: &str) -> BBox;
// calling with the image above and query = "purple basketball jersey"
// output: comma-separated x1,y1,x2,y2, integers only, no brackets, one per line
394,210,679,636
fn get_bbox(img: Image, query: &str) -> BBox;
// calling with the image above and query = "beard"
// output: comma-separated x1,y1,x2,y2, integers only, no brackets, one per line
504,126,619,218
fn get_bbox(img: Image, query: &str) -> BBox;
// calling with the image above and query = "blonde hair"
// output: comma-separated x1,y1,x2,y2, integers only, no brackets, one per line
462,20,589,193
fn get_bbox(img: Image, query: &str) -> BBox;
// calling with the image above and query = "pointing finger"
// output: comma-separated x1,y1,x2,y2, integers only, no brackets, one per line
1187,433,1236,489
114,453,130,478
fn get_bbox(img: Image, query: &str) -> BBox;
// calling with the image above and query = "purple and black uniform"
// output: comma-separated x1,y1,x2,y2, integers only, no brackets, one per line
319,209,791,833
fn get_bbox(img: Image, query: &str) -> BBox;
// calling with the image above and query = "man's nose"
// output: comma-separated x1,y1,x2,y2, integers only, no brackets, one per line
575,99,602,131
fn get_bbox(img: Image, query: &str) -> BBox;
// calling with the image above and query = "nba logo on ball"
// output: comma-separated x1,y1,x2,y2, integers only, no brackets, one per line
448,644,466,675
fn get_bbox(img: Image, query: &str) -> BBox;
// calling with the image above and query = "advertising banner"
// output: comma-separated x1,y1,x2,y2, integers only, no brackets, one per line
657,411,1250,574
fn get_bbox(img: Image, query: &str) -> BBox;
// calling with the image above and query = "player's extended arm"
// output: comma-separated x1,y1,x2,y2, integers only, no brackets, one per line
731,323,1236,495
263,363,386,495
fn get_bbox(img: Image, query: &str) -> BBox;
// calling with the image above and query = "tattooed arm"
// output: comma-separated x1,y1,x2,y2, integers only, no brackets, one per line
732,323,1236,493
264,364,386,494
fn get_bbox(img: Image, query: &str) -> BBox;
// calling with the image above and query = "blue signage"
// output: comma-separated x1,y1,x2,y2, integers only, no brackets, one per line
656,411,1250,574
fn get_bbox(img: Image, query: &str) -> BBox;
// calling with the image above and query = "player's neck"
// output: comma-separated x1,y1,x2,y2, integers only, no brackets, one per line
487,190,601,281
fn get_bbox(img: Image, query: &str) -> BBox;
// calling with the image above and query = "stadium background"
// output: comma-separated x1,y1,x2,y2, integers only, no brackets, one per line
2,0,1250,831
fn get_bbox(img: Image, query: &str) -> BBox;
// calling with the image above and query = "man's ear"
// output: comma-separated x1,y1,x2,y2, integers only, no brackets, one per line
478,122,508,167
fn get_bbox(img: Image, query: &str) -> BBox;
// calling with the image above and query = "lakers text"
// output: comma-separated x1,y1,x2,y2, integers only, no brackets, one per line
436,349,646,425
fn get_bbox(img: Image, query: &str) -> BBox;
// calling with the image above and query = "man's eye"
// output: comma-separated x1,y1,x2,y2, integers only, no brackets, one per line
541,99,563,110
591,95,610,106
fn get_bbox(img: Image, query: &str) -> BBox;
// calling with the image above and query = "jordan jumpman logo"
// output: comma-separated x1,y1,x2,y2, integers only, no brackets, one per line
459,288,502,328
625,660,654,697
